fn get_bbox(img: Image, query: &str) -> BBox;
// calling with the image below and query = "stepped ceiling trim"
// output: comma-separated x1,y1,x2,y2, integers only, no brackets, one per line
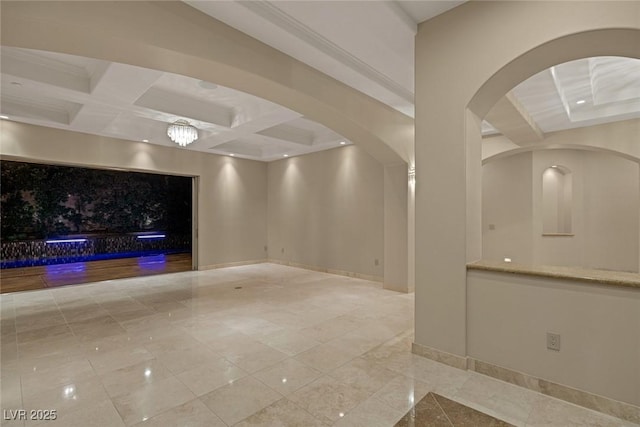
238,1,415,104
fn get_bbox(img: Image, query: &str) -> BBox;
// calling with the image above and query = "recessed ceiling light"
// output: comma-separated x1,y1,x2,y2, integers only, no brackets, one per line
576,100,586,105
142,139,149,143
340,141,346,145
230,154,235,157
551,165,558,168
283,154,289,158
0,115,8,120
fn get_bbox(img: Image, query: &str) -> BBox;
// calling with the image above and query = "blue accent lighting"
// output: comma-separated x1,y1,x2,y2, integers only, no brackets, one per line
137,234,166,240
45,238,88,244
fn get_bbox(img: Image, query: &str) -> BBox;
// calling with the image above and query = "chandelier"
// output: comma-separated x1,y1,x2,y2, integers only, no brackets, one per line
167,120,198,147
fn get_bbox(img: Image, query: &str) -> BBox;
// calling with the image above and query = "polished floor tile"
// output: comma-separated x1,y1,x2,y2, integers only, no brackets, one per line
288,375,372,424
0,263,635,426
131,399,225,427
199,376,281,425
394,392,512,427
176,359,248,396
234,398,328,427
111,376,195,425
253,358,323,396
335,395,406,427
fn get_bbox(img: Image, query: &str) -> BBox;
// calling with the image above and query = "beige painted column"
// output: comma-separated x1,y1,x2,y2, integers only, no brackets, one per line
466,110,483,264
408,162,416,293
384,163,409,292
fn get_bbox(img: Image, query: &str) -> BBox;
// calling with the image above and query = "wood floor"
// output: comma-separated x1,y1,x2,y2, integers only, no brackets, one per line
0,253,192,293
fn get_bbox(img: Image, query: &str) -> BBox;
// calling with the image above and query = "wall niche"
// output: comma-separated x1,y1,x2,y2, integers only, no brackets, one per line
542,165,573,235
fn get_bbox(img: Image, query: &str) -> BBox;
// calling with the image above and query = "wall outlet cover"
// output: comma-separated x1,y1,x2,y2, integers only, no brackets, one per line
547,332,561,351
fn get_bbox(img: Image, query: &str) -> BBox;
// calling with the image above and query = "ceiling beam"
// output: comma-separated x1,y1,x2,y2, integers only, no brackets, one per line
1,95,77,125
485,92,544,145
90,63,163,102
257,123,314,146
1,49,90,94
134,87,233,128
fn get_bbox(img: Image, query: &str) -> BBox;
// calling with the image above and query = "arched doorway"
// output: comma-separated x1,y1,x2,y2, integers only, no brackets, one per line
414,0,640,410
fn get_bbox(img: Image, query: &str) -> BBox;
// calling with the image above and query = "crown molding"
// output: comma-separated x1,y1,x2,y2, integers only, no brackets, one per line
239,0,415,104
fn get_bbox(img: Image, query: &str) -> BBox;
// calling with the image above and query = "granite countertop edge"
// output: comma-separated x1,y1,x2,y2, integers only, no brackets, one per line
467,261,640,289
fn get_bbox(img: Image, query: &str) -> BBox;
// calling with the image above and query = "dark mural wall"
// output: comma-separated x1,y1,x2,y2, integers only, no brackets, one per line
1,160,192,241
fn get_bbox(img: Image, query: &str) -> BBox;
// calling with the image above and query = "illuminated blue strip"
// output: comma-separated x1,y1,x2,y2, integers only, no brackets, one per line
45,238,87,244
137,234,166,239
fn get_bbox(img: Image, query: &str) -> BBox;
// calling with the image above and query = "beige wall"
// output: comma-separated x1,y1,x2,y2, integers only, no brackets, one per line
2,120,414,288
2,122,406,284
467,270,640,406
582,153,639,272
483,149,639,272
384,163,409,291
1,121,268,269
267,145,385,280
482,152,533,264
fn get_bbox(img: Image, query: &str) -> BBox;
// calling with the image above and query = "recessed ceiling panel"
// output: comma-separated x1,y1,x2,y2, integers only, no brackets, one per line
511,56,640,134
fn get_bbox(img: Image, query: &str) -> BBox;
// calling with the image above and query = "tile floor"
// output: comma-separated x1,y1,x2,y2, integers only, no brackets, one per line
0,263,636,426
394,392,513,426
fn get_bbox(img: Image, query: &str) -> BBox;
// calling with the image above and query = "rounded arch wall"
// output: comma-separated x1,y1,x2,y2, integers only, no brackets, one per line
414,0,640,357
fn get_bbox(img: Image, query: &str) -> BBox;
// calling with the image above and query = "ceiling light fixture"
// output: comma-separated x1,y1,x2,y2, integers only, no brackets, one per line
230,154,235,157
0,115,8,120
142,139,149,143
283,154,289,158
340,141,346,145
167,120,198,147
576,100,586,105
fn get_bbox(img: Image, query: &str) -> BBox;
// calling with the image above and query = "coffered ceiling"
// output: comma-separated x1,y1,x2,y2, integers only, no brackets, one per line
512,56,640,134
0,47,351,162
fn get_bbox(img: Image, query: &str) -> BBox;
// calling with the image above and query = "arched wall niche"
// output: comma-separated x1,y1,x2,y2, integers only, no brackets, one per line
541,165,572,235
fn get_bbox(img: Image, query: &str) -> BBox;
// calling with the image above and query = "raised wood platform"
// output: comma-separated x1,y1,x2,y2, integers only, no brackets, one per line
0,253,192,293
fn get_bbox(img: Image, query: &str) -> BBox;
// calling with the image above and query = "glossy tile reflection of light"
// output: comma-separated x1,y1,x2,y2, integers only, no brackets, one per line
0,264,633,427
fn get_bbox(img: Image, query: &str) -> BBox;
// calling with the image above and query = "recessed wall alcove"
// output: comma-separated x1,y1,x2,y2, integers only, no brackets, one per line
542,165,573,235
482,148,639,273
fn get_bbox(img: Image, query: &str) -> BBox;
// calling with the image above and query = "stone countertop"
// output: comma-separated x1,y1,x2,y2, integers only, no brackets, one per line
467,260,640,290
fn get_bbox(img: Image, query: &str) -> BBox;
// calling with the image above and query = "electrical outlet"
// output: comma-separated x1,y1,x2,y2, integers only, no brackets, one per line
281,248,285,254
374,258,379,266
547,332,561,351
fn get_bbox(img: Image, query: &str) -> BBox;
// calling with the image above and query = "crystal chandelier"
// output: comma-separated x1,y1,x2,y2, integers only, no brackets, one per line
167,120,198,147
